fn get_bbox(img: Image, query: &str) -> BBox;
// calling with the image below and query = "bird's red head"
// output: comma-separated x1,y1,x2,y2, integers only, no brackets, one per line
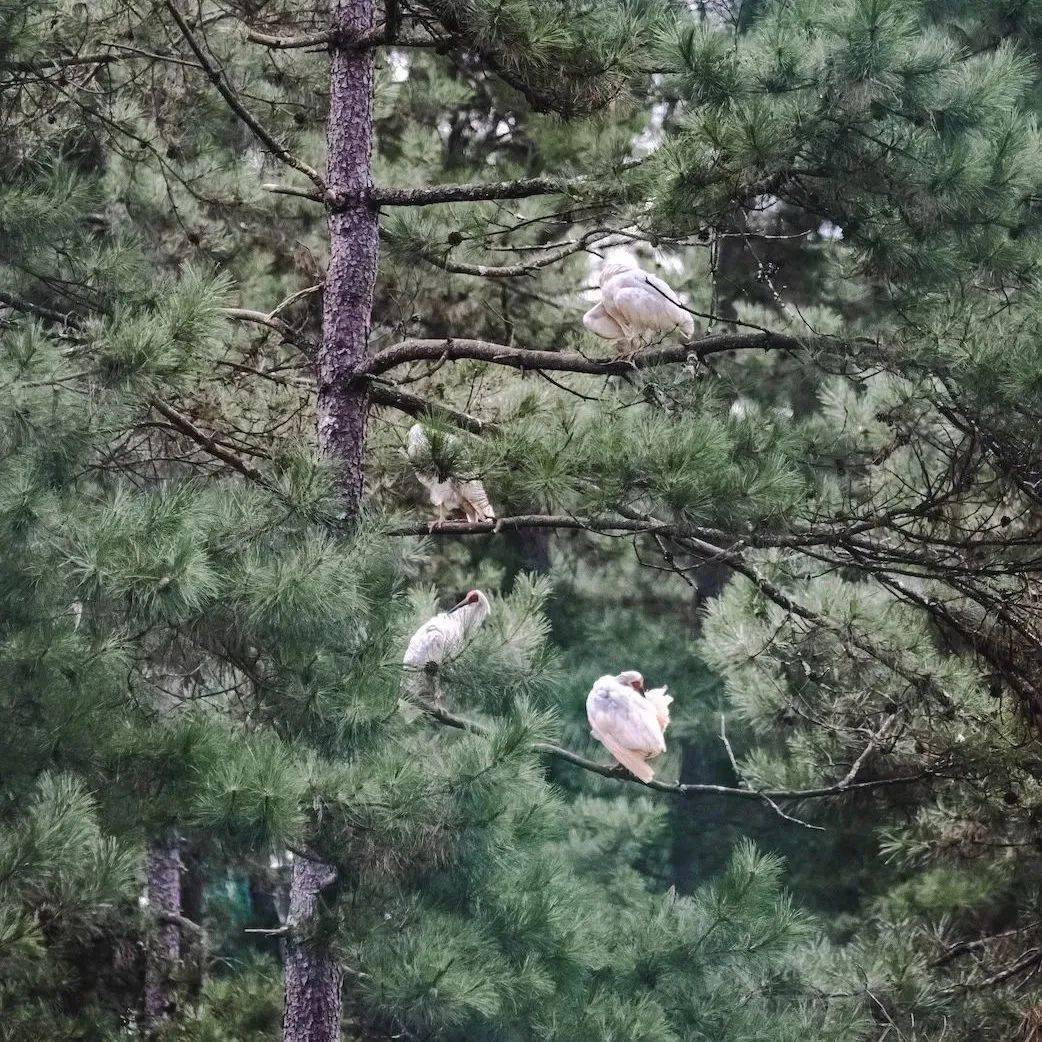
450,589,486,613
617,670,645,692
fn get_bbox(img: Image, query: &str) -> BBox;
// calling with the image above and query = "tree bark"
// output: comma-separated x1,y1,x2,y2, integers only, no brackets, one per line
283,858,344,1042
284,0,379,1036
316,0,380,509
144,834,182,1029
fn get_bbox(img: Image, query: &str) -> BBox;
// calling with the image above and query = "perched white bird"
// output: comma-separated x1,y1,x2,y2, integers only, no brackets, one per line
407,424,496,524
583,262,695,354
403,590,492,698
586,670,667,783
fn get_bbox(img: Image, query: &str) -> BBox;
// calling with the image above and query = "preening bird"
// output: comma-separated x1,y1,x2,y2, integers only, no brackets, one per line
407,424,496,524
583,262,695,354
586,670,667,783
403,590,492,698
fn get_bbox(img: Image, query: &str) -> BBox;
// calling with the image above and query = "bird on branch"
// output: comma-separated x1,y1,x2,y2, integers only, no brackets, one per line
582,263,695,356
407,424,496,525
403,589,492,701
586,670,670,783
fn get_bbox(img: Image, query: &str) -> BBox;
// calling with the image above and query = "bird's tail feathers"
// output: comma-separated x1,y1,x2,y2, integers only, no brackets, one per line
601,736,655,783
460,480,496,523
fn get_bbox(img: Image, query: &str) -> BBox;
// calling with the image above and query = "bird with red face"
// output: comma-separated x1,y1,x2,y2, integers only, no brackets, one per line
403,590,492,700
586,670,670,783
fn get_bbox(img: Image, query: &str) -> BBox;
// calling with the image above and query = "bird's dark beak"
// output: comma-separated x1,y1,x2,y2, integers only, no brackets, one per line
449,597,469,613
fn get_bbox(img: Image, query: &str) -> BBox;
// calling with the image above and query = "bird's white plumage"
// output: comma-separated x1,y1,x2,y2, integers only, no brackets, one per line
407,425,495,523
403,590,492,673
581,301,627,340
582,263,695,351
644,685,673,733
586,673,667,783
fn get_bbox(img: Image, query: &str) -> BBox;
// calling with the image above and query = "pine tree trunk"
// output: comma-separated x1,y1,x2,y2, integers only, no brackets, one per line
283,0,379,1037
144,833,182,1029
283,858,344,1042
316,0,380,509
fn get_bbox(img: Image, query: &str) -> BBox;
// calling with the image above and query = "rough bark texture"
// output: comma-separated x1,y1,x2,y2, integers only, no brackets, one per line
282,857,344,1042
316,0,380,510
144,834,182,1029
284,0,379,1036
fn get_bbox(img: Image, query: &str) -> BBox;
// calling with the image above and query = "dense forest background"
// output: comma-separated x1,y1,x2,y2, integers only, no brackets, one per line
6,0,1042,1038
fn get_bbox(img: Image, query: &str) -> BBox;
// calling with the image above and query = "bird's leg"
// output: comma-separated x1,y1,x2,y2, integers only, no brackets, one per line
614,336,643,366
428,504,448,534
422,662,441,704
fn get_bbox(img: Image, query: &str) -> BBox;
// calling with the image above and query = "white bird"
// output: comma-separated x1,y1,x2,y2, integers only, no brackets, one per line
583,262,695,354
403,590,492,698
407,424,496,524
586,670,667,783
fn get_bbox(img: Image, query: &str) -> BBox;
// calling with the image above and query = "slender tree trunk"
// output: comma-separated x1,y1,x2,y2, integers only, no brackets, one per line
144,833,182,1030
316,0,380,508
283,0,379,1037
283,858,344,1042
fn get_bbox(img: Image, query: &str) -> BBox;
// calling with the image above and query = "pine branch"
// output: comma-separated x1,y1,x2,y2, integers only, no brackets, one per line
244,24,438,49
0,289,70,323
245,28,335,49
362,331,803,379
164,1,325,191
420,700,947,812
0,52,120,71
416,232,629,278
367,381,490,434
150,399,273,488
370,175,585,206
263,175,588,207
221,307,318,353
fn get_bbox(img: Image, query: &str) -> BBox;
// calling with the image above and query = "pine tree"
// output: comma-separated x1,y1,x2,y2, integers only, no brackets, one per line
10,0,1042,1038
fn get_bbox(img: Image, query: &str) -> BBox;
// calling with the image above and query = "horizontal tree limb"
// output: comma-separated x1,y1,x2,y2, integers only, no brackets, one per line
362,331,804,379
244,24,440,50
366,381,490,434
421,700,945,810
371,175,584,207
263,175,587,208
0,52,120,72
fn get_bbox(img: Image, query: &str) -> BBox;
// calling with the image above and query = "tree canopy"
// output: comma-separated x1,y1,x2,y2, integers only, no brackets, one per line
5,0,1042,1039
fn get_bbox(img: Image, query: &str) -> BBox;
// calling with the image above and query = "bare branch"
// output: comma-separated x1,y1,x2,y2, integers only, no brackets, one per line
150,399,273,488
371,175,584,207
367,381,491,434
363,331,803,379
245,28,332,50
220,307,317,353
0,52,120,71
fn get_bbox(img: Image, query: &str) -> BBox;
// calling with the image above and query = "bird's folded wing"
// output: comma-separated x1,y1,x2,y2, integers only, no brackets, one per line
403,620,450,668
590,693,665,756
609,286,690,336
